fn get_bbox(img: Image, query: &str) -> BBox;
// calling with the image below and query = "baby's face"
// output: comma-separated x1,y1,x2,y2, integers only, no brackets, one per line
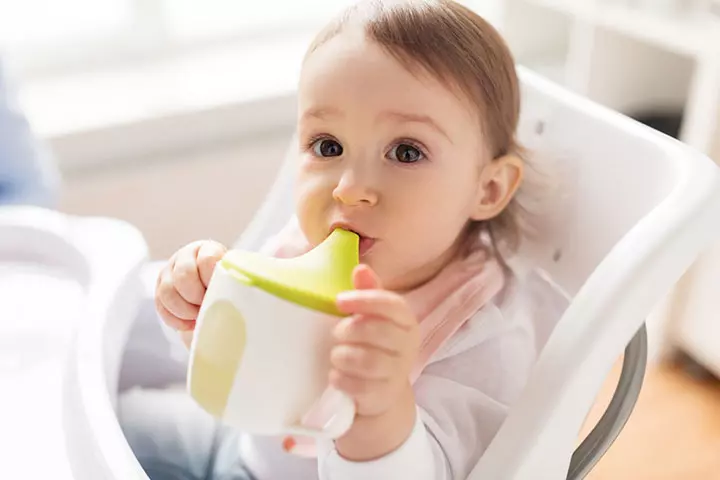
295,29,489,291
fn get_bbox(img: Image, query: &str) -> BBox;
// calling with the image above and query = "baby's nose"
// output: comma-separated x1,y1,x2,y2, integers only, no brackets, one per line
332,168,378,207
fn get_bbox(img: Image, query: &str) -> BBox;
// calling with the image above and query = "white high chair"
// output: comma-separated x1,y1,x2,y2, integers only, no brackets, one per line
0,205,148,479
59,65,720,480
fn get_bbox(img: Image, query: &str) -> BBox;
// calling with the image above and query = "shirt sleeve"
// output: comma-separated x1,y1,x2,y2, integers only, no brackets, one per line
317,405,445,480
317,297,537,480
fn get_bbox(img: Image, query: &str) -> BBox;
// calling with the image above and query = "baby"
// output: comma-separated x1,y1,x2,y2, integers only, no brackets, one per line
121,1,545,479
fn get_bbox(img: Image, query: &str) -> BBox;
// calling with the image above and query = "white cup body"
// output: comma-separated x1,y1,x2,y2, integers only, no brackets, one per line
187,264,343,436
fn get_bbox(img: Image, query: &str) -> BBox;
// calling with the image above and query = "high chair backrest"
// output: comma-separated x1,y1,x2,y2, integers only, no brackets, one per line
237,66,720,479
470,69,720,478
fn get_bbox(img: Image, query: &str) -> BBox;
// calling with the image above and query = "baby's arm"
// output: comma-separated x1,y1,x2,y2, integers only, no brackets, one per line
318,304,536,480
322,264,421,463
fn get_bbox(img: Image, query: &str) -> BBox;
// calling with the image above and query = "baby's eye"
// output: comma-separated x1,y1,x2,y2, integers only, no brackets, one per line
388,143,424,163
312,138,343,157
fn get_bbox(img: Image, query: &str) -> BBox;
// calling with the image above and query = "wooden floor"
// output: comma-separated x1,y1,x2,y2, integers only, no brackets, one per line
581,358,720,479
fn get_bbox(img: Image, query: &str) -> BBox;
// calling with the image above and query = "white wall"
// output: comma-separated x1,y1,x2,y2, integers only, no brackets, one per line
58,129,294,260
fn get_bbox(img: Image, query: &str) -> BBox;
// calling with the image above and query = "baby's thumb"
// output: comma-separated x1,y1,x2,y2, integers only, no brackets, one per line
352,264,381,290
197,241,227,287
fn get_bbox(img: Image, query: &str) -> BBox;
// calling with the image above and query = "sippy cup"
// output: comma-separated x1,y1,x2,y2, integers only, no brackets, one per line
186,228,358,440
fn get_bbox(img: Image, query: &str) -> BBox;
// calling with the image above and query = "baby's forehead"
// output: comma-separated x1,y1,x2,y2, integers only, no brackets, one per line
297,84,480,132
299,46,482,138
302,77,477,128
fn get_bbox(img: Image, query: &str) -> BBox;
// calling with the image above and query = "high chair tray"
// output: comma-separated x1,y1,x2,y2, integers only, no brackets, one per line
0,206,147,479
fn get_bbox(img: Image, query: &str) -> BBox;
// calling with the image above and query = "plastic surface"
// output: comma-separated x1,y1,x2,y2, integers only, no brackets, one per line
222,228,359,316
466,67,720,479
188,260,355,439
0,207,87,479
61,209,150,480
0,206,148,479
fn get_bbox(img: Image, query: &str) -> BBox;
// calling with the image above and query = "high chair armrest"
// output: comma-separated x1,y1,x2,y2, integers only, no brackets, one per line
566,323,647,479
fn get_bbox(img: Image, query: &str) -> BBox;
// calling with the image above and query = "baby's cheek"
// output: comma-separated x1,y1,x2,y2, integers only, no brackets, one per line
294,179,332,243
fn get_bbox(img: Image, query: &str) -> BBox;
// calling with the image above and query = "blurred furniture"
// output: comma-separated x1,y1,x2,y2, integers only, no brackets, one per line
500,0,720,159
0,58,59,206
500,0,720,377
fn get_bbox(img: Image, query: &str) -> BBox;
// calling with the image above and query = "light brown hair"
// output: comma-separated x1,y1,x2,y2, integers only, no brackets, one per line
304,0,543,258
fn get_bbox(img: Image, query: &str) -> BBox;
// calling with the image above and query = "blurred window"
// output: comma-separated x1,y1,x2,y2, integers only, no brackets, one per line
0,0,494,82
0,0,356,79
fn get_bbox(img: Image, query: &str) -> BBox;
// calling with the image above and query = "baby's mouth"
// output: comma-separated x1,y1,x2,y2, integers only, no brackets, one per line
329,223,376,256
358,236,376,256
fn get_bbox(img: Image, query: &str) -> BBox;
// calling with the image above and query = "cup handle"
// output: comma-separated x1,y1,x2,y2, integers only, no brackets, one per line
286,386,355,441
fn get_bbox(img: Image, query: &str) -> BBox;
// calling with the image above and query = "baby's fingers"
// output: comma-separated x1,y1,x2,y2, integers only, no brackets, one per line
333,316,405,355
336,290,414,329
156,265,200,321
331,344,396,380
155,294,195,331
197,241,227,287
172,245,206,305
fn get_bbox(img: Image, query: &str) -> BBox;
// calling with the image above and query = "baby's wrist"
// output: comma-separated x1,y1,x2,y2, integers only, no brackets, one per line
335,382,416,461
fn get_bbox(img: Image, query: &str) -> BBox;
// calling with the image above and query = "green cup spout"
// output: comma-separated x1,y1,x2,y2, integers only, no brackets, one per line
220,228,359,316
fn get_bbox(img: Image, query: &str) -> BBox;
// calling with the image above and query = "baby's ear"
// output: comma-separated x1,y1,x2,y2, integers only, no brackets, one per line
471,154,524,220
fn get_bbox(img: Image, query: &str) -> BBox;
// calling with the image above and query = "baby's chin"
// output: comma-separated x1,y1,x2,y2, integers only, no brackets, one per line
383,254,457,292
359,258,412,292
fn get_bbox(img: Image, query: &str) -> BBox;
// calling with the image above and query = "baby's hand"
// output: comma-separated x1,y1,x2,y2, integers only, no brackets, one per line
155,240,227,346
331,265,420,417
